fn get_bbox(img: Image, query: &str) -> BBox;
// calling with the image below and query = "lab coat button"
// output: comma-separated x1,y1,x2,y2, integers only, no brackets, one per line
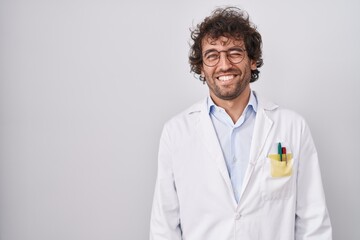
235,213,241,220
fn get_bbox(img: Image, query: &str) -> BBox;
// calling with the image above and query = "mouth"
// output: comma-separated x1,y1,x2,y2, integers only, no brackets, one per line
216,74,237,82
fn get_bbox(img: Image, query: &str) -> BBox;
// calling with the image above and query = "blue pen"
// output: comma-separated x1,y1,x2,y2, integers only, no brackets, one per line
278,142,282,161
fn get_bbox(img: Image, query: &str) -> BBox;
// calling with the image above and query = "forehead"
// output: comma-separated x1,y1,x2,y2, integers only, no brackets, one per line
201,36,244,51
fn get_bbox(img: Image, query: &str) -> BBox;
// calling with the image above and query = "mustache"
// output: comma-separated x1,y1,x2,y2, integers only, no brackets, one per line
214,68,242,77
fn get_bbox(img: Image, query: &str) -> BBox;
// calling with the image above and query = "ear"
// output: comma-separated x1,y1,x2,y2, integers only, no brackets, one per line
250,59,257,70
200,69,206,82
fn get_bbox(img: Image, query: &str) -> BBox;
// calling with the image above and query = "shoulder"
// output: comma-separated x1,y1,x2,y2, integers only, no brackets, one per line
162,98,207,134
273,106,306,123
255,91,308,129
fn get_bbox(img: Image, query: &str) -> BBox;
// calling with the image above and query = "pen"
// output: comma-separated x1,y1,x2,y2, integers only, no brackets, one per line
278,143,282,161
282,147,287,165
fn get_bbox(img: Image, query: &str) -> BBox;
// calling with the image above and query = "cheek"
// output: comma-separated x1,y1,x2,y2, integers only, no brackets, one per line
202,68,213,78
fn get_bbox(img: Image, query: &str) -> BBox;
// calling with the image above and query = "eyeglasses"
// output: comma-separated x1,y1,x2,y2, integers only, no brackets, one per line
202,48,246,67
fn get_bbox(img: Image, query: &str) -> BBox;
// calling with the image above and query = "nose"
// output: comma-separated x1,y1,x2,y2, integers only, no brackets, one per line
217,52,232,71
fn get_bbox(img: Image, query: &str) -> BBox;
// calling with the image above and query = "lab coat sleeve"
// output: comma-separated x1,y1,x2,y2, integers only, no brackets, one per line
295,121,332,239
150,126,182,240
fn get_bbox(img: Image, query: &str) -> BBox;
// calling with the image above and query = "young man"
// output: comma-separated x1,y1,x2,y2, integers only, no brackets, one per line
150,7,332,240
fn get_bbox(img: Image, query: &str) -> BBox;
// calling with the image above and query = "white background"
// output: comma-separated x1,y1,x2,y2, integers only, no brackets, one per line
0,0,359,239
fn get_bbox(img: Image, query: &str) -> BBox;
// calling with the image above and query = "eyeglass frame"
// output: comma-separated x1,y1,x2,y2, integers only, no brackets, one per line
202,47,247,67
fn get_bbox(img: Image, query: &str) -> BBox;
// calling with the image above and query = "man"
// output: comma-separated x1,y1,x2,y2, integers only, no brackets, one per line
150,7,332,240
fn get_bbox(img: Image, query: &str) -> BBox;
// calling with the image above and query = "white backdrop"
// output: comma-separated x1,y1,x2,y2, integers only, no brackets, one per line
0,0,359,239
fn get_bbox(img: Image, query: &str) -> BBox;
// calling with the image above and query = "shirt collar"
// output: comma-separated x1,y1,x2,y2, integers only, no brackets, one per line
207,90,258,114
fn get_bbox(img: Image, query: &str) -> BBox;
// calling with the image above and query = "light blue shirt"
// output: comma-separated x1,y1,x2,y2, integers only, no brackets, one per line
207,91,257,203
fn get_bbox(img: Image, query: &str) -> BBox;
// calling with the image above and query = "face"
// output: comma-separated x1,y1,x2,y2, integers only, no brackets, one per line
201,36,257,101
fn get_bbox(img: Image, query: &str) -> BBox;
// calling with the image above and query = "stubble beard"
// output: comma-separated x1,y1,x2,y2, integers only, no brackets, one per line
209,70,251,101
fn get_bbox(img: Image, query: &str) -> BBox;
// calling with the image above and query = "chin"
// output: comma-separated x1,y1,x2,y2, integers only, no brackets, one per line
216,92,241,100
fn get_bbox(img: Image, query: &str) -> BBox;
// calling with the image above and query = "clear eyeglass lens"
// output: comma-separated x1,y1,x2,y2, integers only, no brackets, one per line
203,49,245,67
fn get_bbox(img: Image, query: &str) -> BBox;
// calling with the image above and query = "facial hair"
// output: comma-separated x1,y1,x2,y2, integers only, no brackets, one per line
206,67,251,101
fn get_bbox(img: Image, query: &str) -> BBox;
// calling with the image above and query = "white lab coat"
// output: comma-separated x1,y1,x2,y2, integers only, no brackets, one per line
150,92,332,240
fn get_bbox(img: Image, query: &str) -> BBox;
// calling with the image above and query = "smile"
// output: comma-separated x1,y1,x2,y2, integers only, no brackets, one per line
217,75,236,81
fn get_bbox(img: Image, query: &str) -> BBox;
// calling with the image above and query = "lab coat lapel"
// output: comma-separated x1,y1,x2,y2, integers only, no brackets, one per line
196,101,234,198
238,94,277,202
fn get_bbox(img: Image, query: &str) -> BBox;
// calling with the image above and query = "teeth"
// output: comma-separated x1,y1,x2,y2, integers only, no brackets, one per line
218,75,234,81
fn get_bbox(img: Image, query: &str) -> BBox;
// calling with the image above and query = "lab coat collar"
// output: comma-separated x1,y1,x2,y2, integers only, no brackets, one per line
254,91,279,111
186,90,279,115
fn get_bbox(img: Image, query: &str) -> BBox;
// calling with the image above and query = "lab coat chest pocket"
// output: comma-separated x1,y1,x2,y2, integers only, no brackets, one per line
261,142,295,201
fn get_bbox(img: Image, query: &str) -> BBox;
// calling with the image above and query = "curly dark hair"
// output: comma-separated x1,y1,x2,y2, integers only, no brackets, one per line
189,7,263,83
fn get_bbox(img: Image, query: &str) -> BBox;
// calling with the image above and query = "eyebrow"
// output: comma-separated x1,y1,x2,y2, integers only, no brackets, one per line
203,49,217,56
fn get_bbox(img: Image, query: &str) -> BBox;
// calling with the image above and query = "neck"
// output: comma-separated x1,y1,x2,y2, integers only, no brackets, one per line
211,86,251,123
